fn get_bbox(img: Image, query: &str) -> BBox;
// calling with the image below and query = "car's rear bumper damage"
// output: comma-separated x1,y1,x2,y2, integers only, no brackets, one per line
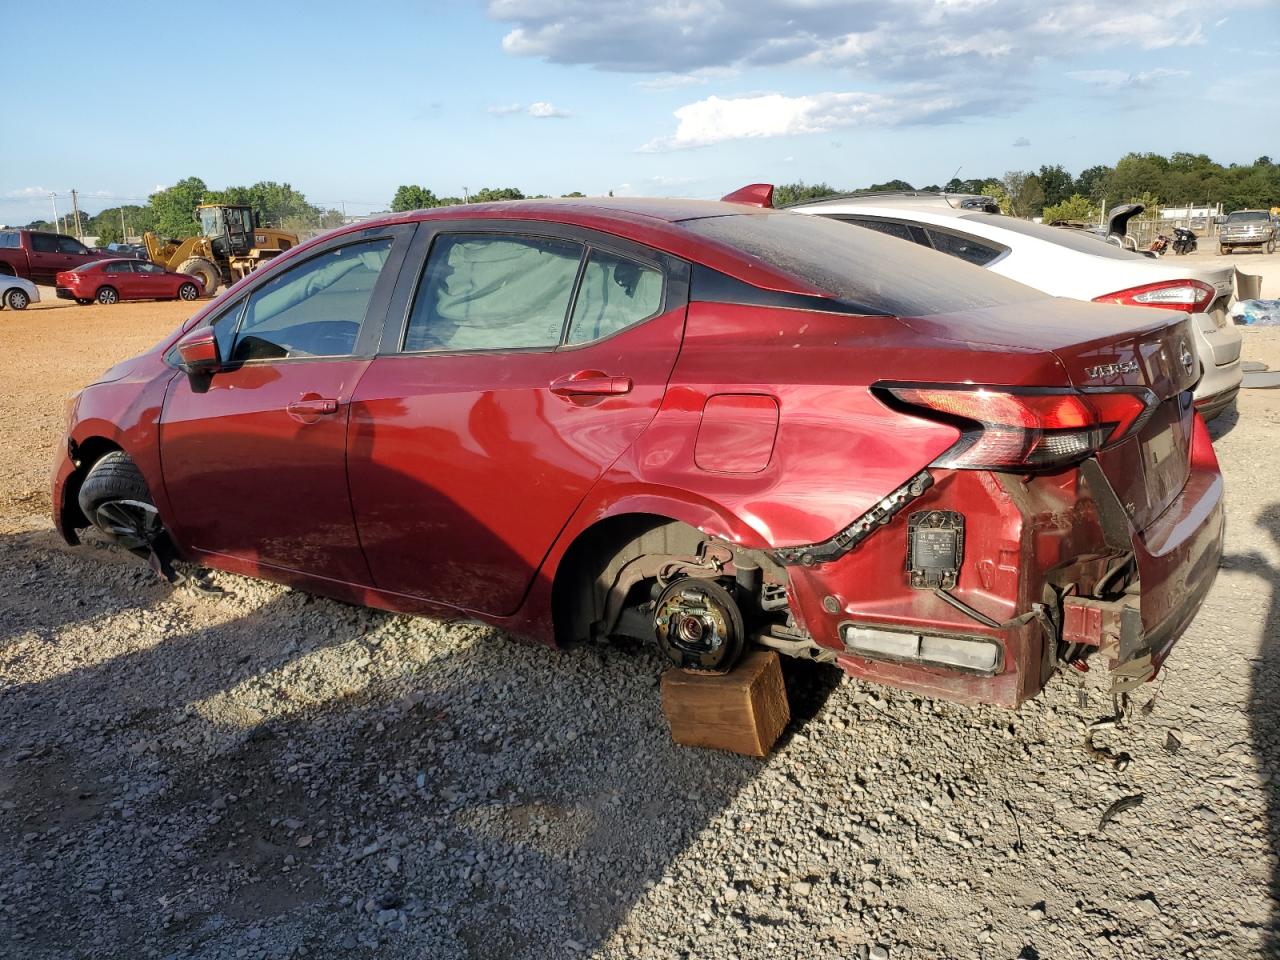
778,414,1224,709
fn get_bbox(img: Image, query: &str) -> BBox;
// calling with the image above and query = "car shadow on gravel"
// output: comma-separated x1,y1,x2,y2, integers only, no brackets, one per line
1206,403,1240,442
0,526,843,958
1223,504,1280,954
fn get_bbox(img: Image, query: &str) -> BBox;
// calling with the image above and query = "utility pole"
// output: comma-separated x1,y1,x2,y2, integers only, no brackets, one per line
71,189,83,239
120,207,127,242
50,193,58,232
462,186,469,203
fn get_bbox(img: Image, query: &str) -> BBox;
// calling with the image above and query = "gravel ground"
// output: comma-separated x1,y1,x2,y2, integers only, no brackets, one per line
3,277,1280,959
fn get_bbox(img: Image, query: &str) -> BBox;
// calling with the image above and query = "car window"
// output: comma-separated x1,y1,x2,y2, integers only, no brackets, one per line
0,231,18,249
1227,212,1268,223
30,234,58,253
566,249,663,345
137,262,164,274
840,217,914,242
105,261,135,274
924,228,1004,266
682,212,1044,315
57,236,89,255
403,234,583,352
964,214,1148,261
230,238,393,363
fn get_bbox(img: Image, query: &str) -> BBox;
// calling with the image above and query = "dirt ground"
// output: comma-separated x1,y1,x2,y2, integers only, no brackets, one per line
3,261,1280,959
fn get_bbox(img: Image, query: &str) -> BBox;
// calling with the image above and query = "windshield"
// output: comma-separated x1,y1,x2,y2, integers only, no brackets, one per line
1227,211,1269,223
964,213,1149,261
681,211,1045,316
199,208,224,236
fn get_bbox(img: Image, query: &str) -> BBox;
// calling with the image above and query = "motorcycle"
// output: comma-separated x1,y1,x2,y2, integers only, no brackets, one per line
1148,234,1170,255
1172,227,1197,255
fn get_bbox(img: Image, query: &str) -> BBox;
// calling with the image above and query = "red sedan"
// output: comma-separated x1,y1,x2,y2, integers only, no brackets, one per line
55,259,204,305
52,190,1223,711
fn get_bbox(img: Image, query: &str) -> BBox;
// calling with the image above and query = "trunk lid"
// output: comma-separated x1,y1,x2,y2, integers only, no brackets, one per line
898,298,1199,531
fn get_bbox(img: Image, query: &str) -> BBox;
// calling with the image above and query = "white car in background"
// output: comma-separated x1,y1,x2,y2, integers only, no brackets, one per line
0,274,39,311
789,192,1244,419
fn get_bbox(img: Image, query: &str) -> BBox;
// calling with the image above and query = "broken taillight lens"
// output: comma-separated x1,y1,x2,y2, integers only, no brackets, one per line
880,385,1157,471
1092,279,1215,313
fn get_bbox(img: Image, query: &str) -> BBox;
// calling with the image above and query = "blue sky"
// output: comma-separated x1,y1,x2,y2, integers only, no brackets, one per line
2,0,1278,225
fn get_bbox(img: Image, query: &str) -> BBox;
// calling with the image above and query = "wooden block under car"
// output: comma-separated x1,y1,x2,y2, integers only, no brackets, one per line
660,649,791,757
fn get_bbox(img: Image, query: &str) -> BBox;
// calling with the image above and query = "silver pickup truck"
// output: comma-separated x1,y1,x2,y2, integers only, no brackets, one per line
1219,210,1277,255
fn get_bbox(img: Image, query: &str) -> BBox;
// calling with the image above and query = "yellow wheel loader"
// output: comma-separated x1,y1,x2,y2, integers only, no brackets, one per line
143,204,297,297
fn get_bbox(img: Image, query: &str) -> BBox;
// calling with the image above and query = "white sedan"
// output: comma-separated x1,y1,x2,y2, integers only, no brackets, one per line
789,192,1243,419
0,274,39,311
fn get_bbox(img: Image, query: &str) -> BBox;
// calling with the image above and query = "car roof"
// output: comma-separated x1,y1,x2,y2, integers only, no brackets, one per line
316,198,836,296
788,192,987,217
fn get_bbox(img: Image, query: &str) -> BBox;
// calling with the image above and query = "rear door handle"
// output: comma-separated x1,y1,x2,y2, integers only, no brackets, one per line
549,371,633,399
287,397,339,423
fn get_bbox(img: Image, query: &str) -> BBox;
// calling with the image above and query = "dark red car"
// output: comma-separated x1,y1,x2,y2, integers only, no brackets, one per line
55,259,204,305
53,193,1223,709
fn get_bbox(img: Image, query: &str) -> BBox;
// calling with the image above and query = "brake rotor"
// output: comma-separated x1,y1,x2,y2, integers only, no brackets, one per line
653,577,745,673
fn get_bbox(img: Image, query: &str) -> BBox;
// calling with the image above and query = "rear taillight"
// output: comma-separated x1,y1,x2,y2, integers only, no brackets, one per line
1093,279,1214,313
880,384,1157,471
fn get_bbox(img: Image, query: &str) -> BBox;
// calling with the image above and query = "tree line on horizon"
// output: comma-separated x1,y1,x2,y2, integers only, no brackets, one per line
19,153,1278,243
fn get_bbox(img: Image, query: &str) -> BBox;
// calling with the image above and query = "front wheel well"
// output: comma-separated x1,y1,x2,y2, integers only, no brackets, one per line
63,437,125,530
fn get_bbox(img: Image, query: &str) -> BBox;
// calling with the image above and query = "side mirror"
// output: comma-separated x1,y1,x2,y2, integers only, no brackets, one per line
176,327,222,385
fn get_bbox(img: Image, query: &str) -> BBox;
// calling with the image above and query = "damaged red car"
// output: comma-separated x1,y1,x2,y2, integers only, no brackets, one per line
54,191,1224,708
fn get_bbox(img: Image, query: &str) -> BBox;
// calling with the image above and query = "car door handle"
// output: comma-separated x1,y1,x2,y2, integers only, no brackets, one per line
287,397,339,423
549,371,633,398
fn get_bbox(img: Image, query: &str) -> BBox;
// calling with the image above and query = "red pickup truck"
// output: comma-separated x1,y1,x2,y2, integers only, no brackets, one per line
0,229,105,284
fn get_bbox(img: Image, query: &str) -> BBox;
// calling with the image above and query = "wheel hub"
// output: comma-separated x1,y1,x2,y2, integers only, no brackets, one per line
654,578,744,673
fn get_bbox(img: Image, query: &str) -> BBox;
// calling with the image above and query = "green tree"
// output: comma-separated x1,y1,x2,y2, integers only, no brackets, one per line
981,182,1012,215
772,181,839,206
94,222,122,246
561,191,586,198
1075,165,1112,202
1000,171,1045,218
469,187,525,203
149,177,209,238
211,181,319,228
866,179,914,192
1037,164,1074,208
1042,194,1098,223
390,184,438,212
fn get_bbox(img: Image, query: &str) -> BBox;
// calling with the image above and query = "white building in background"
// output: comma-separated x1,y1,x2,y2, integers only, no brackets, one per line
1159,203,1222,222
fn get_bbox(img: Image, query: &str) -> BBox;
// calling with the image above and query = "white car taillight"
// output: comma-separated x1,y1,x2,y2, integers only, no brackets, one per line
1093,279,1215,313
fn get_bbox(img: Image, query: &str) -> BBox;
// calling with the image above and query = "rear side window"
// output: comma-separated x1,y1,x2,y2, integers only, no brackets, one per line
105,261,134,274
0,231,18,249
57,236,89,255
924,228,1004,266
840,217,913,242
683,212,1043,315
232,238,392,362
566,250,663,345
30,233,57,253
404,235,583,352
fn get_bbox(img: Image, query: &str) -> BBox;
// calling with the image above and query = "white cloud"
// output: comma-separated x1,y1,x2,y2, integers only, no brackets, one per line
1012,136,1031,147
641,89,996,151
5,186,54,199
490,0,1247,78
527,100,571,118
488,100,572,118
1066,67,1190,89
635,66,740,92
